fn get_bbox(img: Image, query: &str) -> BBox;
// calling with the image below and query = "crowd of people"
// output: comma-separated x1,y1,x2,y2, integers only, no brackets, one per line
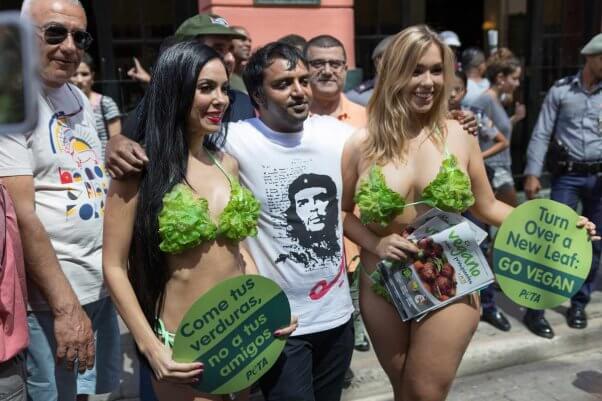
0,1,601,401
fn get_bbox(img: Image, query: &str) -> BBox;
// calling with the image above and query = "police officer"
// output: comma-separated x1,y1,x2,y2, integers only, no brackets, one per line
346,35,393,106
523,33,602,338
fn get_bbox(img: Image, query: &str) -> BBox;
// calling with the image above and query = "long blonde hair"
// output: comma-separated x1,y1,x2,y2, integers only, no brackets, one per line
365,25,455,164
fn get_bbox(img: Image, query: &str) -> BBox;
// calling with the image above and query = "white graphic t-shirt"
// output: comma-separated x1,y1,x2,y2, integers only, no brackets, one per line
225,116,355,335
0,84,108,309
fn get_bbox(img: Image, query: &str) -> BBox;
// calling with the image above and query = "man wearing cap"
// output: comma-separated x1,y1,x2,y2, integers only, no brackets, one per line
522,33,602,338
108,14,255,177
439,30,462,69
345,35,393,107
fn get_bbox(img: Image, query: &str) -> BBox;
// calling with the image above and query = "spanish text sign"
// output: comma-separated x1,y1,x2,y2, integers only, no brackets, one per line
493,199,592,309
173,275,290,394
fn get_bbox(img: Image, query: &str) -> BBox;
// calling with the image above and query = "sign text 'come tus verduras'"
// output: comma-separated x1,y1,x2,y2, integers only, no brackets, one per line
173,275,290,394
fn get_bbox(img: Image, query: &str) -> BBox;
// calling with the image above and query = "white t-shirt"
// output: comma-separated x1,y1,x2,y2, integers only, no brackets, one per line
225,116,355,335
0,83,108,309
463,77,491,107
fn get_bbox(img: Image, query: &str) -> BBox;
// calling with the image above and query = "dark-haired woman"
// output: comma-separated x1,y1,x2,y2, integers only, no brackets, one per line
103,42,296,401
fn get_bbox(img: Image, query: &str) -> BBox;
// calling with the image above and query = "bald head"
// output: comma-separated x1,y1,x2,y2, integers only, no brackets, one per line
22,0,84,19
22,0,88,88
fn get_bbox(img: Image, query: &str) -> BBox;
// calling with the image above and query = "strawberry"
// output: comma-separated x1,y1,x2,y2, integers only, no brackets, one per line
441,263,454,278
436,276,453,295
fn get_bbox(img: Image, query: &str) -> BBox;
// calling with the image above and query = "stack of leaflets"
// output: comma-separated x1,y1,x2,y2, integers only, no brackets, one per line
375,209,494,321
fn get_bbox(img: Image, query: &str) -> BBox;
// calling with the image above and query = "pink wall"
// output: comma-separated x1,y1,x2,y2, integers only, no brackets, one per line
197,0,356,67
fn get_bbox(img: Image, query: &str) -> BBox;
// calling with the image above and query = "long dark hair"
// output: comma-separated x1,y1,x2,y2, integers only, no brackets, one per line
129,41,229,328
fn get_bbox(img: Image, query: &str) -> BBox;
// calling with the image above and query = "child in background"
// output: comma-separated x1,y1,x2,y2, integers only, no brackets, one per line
449,70,508,161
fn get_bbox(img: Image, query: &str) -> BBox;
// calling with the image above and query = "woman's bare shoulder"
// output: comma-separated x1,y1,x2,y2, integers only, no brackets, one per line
347,127,369,149
217,150,239,175
445,119,474,143
445,118,480,160
445,118,463,133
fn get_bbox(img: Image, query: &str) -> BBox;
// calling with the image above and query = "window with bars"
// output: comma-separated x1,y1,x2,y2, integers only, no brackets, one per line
82,0,198,114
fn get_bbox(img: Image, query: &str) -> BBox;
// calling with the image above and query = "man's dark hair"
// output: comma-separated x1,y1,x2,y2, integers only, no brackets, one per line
304,34,347,61
242,42,308,109
278,34,307,50
230,26,248,36
461,47,486,71
159,35,183,55
131,41,228,332
454,69,467,88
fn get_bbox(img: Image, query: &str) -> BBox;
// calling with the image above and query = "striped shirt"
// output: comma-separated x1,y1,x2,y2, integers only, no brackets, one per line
90,92,120,160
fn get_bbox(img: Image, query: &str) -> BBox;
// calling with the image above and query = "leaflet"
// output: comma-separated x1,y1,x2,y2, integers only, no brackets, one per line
376,212,494,321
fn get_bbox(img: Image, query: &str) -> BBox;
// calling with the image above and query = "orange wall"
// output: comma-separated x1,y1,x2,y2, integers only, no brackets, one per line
198,0,356,67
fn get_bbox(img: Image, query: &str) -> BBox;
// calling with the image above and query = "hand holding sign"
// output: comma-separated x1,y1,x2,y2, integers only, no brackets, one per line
493,199,594,309
576,215,600,241
146,341,204,384
274,315,298,337
173,275,291,395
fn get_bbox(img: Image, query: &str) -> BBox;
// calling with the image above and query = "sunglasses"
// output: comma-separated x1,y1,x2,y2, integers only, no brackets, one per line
38,24,93,50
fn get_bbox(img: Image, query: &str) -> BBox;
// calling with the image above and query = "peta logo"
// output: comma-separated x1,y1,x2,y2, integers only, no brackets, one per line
210,16,230,27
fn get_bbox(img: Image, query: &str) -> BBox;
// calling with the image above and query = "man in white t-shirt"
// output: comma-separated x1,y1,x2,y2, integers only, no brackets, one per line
105,42,355,401
228,43,355,401
0,1,120,400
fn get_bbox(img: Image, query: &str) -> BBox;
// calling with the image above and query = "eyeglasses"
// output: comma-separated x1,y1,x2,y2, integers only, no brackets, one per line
37,24,93,50
308,59,346,70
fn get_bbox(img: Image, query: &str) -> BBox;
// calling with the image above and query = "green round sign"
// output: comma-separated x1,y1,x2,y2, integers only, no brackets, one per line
493,199,592,309
172,275,290,395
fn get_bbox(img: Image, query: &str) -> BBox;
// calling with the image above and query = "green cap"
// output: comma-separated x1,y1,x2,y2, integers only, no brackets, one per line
581,33,602,55
175,14,246,40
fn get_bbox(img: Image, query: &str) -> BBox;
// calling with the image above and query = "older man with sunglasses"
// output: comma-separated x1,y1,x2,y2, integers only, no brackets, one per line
0,1,121,400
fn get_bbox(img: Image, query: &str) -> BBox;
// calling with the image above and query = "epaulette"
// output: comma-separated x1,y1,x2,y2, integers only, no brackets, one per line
554,76,573,87
353,79,375,94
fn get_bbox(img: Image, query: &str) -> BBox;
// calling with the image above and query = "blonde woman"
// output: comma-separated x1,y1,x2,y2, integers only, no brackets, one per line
341,25,597,401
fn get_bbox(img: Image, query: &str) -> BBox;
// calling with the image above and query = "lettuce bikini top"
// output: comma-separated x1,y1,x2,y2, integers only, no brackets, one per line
355,144,475,227
158,149,260,254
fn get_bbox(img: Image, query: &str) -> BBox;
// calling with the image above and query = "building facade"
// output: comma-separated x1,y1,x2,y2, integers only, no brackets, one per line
2,0,600,179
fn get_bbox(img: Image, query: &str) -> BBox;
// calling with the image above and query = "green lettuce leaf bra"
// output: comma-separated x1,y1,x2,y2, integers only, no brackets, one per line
354,146,475,226
158,149,260,254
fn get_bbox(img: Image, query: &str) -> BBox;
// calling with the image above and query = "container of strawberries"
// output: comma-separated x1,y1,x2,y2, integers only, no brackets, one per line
377,212,494,321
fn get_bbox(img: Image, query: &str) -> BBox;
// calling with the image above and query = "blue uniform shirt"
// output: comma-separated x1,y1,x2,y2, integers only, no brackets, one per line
525,72,602,177
345,78,374,107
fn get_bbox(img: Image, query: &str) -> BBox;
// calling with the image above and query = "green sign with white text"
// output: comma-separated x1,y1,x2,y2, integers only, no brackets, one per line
173,275,290,394
493,199,592,309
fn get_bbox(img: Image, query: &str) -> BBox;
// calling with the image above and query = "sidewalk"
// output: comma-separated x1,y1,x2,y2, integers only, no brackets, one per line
343,290,602,401
93,289,602,401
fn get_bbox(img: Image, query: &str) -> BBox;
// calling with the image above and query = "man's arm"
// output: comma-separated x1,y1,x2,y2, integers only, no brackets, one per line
523,87,560,198
105,134,148,178
105,101,148,179
2,175,95,373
